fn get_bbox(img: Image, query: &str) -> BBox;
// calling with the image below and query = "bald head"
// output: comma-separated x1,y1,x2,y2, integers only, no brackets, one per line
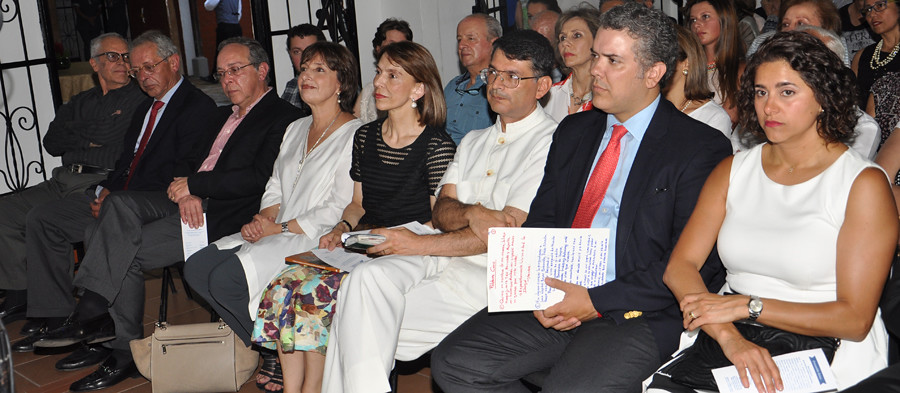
530,11,560,45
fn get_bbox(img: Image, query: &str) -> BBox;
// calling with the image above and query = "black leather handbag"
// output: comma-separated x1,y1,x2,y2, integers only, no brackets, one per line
658,319,840,391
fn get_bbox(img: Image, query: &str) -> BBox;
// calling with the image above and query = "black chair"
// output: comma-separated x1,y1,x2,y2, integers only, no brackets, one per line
0,319,14,393
158,262,193,323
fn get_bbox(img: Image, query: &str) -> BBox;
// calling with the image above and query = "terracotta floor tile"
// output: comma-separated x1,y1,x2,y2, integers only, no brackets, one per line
397,372,435,392
12,371,39,392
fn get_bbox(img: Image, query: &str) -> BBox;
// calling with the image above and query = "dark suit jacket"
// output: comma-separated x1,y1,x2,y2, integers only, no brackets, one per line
523,99,732,361
183,90,303,241
100,78,218,192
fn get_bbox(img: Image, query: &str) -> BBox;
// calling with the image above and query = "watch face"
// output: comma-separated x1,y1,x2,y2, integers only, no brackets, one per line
749,298,763,312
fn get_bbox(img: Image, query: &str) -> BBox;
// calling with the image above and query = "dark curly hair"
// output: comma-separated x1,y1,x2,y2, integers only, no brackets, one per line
737,31,858,145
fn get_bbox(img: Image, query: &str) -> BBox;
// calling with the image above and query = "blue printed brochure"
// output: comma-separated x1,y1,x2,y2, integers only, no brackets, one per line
486,227,610,312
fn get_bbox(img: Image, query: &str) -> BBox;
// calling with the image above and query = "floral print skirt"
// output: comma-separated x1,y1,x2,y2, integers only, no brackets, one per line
251,264,347,355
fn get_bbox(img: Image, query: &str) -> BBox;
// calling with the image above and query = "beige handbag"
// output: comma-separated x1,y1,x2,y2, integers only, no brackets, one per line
130,321,259,393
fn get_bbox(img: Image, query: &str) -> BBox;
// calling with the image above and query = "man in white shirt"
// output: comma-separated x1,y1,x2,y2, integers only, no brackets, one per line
322,30,559,393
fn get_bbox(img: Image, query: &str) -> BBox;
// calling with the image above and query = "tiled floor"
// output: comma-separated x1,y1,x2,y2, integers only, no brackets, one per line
6,270,434,392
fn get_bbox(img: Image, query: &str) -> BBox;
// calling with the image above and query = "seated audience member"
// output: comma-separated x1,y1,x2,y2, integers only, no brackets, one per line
529,10,564,83
867,72,900,148
11,30,218,355
0,32,147,324
432,4,731,391
189,40,455,393
516,0,563,29
323,30,559,393
27,36,302,392
851,0,900,108
746,0,850,66
599,0,653,14
354,18,413,124
686,0,746,124
648,32,897,392
736,0,763,47
282,24,327,116
876,120,900,212
185,41,362,393
444,13,502,145
544,4,601,122
665,25,733,145
840,0,877,60
757,0,781,33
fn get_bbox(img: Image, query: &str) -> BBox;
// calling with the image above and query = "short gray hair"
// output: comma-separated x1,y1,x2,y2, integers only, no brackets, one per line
131,30,179,60
465,13,503,40
89,32,126,57
795,25,846,63
598,2,676,85
218,36,271,82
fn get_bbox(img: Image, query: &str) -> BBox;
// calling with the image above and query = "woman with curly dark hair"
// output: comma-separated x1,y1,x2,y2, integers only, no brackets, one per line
649,31,897,392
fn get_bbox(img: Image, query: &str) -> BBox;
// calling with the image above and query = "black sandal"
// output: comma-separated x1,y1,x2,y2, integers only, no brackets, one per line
256,352,279,390
264,362,284,393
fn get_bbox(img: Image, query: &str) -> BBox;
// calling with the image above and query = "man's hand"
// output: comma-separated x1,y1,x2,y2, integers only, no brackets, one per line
168,177,190,202
90,188,111,218
177,195,205,229
366,227,425,256
533,278,597,331
466,204,516,244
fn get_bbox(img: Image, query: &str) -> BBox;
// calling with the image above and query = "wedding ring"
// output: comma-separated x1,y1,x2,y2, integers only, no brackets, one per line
689,312,698,320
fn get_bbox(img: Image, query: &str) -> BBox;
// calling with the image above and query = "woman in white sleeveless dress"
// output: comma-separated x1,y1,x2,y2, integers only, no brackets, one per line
649,32,898,392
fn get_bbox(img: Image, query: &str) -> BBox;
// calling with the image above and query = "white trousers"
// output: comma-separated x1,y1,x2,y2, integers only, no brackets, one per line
322,254,481,393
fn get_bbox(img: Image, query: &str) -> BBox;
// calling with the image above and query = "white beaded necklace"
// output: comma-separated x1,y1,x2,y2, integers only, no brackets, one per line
870,39,899,69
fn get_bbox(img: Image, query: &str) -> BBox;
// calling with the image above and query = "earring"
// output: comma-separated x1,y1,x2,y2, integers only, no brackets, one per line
337,97,341,104
682,68,688,76
411,100,418,109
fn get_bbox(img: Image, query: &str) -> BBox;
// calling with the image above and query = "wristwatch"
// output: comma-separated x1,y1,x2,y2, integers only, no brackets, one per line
281,222,290,233
748,295,763,321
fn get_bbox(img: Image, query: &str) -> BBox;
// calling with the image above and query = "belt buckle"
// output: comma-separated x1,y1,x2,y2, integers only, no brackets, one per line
71,164,83,174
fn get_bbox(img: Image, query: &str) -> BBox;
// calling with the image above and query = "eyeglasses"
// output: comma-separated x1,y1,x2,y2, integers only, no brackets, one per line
93,51,130,63
128,55,171,78
213,63,258,81
479,68,539,89
862,0,895,17
455,80,482,95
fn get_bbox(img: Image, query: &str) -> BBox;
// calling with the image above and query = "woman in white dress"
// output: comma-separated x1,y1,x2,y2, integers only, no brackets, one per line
184,42,361,392
543,4,601,123
649,32,897,392
664,25,734,148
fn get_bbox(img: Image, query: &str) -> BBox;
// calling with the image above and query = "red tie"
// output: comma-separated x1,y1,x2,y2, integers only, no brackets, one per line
572,124,628,228
125,101,164,189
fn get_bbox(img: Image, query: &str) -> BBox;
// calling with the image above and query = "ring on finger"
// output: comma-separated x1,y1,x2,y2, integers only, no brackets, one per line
689,311,698,320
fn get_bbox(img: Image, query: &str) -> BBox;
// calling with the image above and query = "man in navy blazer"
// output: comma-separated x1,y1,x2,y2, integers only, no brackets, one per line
13,31,217,351
432,4,732,391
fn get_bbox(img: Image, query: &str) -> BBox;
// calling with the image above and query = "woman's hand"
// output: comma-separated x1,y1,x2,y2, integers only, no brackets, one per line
718,333,783,393
241,215,277,243
319,226,346,251
680,293,748,330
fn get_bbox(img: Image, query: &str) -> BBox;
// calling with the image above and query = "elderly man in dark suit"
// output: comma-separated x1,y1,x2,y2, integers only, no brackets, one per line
432,3,732,391
28,36,301,392
14,30,216,355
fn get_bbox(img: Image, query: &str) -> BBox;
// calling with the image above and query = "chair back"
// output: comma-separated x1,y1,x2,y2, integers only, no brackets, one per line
0,319,14,393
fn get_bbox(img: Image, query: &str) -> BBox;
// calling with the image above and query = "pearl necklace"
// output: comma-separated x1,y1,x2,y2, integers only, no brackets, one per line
680,99,693,113
870,39,899,69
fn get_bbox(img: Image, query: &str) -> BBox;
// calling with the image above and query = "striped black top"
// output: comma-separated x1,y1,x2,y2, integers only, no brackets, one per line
351,118,456,227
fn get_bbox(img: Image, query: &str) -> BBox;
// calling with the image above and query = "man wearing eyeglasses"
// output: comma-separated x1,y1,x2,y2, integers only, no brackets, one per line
443,14,502,145
10,29,218,375
0,32,147,327
322,30,558,393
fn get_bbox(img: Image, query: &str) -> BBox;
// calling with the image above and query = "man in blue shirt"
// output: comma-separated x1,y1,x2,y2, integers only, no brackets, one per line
432,3,731,391
443,14,501,144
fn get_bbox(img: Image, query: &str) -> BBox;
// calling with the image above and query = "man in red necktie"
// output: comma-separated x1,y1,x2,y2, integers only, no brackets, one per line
432,3,732,391
13,30,218,362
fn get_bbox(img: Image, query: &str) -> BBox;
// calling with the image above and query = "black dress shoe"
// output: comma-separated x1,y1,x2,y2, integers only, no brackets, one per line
19,318,46,336
33,313,115,348
0,300,26,324
10,331,45,352
69,356,138,392
56,344,112,371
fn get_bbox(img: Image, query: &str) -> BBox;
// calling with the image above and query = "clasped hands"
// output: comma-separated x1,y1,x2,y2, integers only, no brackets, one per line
166,177,205,229
241,214,279,243
680,293,783,393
